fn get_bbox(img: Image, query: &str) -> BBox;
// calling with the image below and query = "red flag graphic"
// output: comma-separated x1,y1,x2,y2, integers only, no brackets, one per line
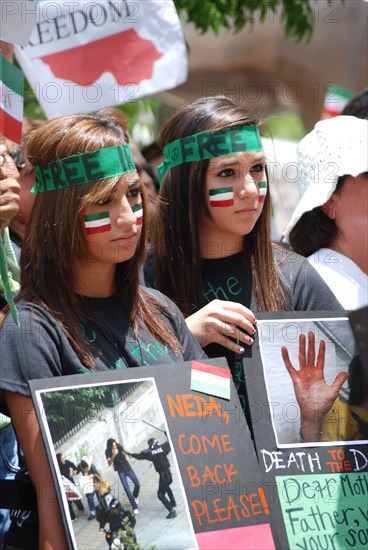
39,29,163,86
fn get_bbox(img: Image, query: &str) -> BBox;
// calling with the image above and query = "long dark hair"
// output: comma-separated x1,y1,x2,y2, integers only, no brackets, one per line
1,109,182,367
289,176,347,257
106,438,120,457
154,96,289,314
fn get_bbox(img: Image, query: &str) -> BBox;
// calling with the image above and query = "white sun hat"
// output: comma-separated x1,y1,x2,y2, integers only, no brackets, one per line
283,115,368,242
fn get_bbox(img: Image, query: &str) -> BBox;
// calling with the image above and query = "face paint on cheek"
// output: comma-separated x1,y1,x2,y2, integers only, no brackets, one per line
258,181,267,203
84,211,111,234
132,203,143,225
209,186,234,207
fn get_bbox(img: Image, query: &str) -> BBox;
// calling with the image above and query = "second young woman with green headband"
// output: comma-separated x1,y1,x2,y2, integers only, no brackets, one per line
145,96,343,412
0,108,206,549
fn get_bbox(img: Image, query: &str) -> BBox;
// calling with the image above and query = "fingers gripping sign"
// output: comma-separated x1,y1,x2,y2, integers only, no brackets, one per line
281,331,348,442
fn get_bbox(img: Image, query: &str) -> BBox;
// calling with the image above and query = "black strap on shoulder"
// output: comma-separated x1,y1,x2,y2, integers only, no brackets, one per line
0,480,37,510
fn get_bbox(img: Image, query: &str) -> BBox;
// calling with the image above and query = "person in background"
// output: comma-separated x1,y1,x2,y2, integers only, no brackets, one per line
141,141,164,168
77,459,101,521
283,116,368,310
8,119,45,261
140,141,162,197
129,141,158,216
56,453,85,522
341,87,368,119
146,96,343,414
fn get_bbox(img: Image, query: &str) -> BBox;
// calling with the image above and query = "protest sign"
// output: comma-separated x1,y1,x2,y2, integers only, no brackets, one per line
0,0,38,46
30,359,276,549
15,0,188,118
244,312,368,550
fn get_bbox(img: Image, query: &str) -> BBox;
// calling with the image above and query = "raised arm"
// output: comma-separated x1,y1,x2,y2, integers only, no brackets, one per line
5,392,68,549
281,331,348,441
185,299,256,352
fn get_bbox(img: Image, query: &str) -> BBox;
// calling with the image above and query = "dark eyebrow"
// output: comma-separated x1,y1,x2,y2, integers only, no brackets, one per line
127,177,140,188
120,175,140,189
213,154,266,168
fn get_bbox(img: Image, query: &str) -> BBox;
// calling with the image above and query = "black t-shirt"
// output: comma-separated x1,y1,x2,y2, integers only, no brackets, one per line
0,288,207,398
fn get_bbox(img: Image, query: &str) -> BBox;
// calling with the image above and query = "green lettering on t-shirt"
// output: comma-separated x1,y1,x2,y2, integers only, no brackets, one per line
203,276,243,303
113,357,129,369
80,324,96,344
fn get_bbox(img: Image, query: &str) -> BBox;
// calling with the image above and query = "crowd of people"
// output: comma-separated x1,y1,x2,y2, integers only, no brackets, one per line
0,86,367,548
53,433,176,546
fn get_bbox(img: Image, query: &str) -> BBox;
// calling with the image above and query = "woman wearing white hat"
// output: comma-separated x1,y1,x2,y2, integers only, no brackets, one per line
283,115,368,310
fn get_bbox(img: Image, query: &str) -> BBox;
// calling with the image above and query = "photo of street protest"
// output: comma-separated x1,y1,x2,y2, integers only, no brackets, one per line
35,379,197,550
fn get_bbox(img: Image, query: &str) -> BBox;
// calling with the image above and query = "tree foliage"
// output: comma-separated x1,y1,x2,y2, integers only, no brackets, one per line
42,388,108,442
174,0,339,41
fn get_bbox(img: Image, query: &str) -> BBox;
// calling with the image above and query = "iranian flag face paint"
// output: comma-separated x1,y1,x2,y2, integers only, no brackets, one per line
132,203,143,225
258,181,267,203
84,212,111,234
209,187,234,207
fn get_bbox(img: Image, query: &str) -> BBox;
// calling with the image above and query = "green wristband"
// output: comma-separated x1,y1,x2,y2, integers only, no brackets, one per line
32,144,136,193
157,124,263,184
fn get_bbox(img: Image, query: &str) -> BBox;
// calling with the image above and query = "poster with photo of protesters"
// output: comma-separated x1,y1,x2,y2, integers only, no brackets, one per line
30,359,277,550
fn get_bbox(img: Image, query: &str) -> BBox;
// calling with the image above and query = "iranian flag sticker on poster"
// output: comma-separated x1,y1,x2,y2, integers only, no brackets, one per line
15,0,188,118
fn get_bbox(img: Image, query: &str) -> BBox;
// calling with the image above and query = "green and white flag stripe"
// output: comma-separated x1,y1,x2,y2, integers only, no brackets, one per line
131,203,143,224
84,212,111,234
209,186,234,207
258,180,267,196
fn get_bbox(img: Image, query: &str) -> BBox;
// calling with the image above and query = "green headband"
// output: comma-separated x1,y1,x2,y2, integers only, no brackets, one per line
157,124,263,184
32,144,136,193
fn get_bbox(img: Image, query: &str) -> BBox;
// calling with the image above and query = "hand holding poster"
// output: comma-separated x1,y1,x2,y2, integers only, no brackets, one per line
15,0,188,118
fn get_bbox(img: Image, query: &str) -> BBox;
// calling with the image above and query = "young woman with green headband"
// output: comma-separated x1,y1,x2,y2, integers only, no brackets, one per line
145,96,343,413
0,108,206,549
